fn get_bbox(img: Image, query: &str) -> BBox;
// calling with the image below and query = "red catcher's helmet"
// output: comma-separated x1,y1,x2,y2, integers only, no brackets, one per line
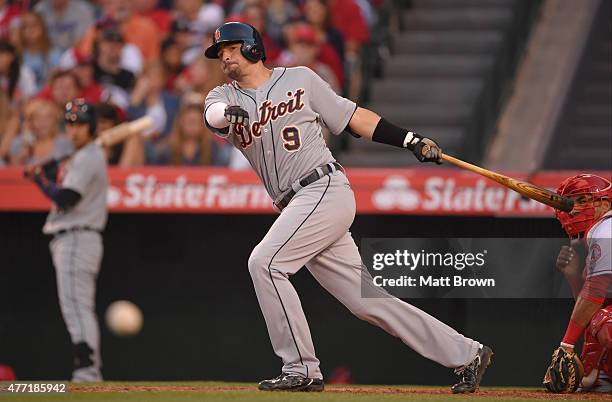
555,174,612,239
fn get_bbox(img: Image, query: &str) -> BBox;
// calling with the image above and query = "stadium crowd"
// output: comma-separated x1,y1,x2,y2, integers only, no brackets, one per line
0,0,396,168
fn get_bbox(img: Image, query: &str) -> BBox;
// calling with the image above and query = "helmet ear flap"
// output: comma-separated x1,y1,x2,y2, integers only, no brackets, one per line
89,117,97,137
240,42,264,62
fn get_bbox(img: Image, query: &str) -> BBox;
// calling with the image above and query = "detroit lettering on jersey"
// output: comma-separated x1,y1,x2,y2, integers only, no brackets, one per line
235,89,305,149
205,67,356,200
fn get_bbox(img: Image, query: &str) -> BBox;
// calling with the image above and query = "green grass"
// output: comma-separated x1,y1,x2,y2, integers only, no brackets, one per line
0,382,608,402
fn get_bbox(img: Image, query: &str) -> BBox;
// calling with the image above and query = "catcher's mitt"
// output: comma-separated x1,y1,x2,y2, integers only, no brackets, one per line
543,346,584,393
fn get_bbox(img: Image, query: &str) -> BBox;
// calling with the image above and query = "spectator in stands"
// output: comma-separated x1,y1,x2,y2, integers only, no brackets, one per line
266,0,300,44
329,0,369,53
228,0,301,44
171,17,200,65
328,0,369,100
71,55,104,104
9,98,72,165
134,0,172,37
0,39,36,101
0,0,21,42
128,60,178,138
161,37,184,91
241,3,281,64
42,68,81,110
0,40,25,165
78,0,160,62
68,19,143,75
303,0,345,64
97,102,144,166
280,21,342,87
175,0,224,45
93,26,135,109
17,12,62,93
174,55,224,106
278,23,340,92
34,0,96,52
151,102,230,166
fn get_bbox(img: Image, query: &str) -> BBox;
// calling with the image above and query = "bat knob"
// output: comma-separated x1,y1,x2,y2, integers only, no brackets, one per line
560,198,575,213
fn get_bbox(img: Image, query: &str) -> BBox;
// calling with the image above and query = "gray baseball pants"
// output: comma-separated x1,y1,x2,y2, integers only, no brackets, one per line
249,171,481,379
50,230,103,381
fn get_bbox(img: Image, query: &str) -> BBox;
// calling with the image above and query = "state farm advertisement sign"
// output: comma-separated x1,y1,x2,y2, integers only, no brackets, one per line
0,167,607,216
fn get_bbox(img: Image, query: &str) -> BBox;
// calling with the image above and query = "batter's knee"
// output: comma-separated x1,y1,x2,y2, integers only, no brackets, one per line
248,247,269,279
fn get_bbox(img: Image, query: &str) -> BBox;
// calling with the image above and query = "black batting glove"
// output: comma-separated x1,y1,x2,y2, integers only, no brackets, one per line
225,105,250,127
23,165,41,181
411,134,443,164
41,159,59,182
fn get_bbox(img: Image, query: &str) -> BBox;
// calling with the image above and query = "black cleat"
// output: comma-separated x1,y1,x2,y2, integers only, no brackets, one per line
451,345,494,394
258,373,324,392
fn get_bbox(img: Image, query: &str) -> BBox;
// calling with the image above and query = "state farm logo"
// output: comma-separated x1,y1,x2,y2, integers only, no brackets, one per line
371,176,551,213
105,174,271,210
373,176,420,210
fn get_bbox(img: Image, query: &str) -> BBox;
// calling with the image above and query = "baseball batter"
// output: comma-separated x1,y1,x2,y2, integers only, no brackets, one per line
25,99,107,382
204,22,492,393
544,174,612,393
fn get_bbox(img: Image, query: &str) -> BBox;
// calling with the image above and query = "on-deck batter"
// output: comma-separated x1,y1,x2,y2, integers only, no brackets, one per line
25,99,107,382
204,22,493,393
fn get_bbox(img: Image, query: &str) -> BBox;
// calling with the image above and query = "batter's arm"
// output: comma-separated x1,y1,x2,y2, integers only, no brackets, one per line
26,171,82,211
346,107,380,140
347,107,442,164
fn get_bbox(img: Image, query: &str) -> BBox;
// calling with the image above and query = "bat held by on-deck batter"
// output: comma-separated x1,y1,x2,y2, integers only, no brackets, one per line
439,153,574,212
94,115,154,148
24,116,154,179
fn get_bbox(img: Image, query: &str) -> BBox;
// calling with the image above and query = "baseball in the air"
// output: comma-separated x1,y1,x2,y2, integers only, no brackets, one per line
105,300,143,337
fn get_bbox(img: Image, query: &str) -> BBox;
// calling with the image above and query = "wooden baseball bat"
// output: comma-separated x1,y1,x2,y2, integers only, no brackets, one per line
25,116,154,178
441,153,574,212
94,115,154,148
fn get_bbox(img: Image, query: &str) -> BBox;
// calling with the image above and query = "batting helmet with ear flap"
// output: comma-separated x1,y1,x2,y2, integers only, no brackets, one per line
65,98,97,135
204,22,266,62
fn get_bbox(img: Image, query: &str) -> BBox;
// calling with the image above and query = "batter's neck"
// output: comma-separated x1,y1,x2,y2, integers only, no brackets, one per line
236,66,273,89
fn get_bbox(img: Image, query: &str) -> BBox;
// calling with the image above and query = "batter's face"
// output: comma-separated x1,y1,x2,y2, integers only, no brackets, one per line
218,42,248,81
65,122,92,149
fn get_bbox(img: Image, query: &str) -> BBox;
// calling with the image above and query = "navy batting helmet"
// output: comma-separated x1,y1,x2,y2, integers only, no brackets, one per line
204,22,266,62
65,98,96,135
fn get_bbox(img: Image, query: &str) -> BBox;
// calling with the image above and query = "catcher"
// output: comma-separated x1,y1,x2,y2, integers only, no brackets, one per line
543,174,612,393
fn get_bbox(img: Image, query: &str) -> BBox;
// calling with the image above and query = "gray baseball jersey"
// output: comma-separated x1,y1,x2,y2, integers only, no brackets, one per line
43,142,108,234
43,141,107,382
205,66,481,380
205,66,356,200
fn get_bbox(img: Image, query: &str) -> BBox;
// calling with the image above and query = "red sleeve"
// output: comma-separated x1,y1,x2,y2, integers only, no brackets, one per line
35,86,53,101
580,274,612,304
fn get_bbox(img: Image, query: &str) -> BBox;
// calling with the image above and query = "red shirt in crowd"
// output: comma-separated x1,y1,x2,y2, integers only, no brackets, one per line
0,3,21,39
140,9,172,37
329,0,369,45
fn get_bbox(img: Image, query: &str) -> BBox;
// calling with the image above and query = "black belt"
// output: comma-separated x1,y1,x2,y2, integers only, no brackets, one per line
52,226,102,237
274,162,344,211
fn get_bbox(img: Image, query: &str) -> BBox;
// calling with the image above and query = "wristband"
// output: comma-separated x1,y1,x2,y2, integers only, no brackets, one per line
372,118,420,150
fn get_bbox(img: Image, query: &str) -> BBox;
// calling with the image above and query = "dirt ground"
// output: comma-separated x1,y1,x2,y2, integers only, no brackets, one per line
68,384,611,400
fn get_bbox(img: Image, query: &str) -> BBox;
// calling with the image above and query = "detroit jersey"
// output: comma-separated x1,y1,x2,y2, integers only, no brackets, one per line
43,142,108,234
205,66,356,200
